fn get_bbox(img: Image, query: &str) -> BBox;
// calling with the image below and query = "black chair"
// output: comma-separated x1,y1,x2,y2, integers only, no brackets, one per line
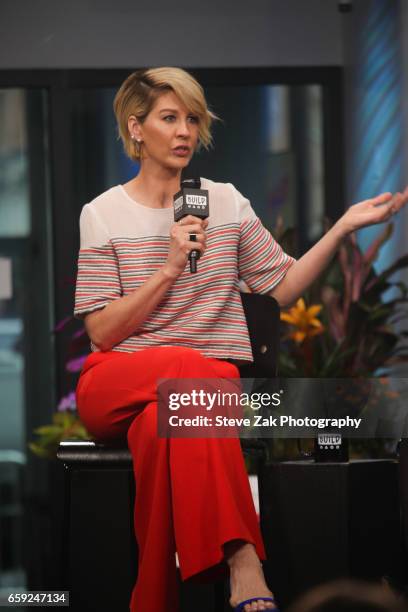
57,292,280,611
238,291,280,379
238,292,280,467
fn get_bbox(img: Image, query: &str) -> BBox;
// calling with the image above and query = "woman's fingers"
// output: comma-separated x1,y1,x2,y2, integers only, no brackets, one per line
340,187,408,235
370,192,393,207
388,193,402,215
166,216,208,275
177,214,207,226
371,188,408,212
378,191,408,218
362,189,408,219
177,228,206,250
392,188,408,212
170,222,205,238
187,239,206,259
170,220,207,254
182,223,205,235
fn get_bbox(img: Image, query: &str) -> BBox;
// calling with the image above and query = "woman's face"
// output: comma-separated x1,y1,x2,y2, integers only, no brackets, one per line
131,90,200,170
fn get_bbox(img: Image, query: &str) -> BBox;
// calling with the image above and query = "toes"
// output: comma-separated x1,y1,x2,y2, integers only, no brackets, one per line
240,600,276,612
245,602,266,611
251,600,274,611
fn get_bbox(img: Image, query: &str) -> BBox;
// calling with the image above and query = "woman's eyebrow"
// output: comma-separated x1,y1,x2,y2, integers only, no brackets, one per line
159,108,196,115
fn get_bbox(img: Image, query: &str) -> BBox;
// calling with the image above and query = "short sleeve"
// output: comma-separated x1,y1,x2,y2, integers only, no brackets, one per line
73,204,122,319
231,185,296,294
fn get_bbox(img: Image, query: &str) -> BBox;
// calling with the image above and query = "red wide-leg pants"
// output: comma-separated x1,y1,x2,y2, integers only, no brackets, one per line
76,346,266,612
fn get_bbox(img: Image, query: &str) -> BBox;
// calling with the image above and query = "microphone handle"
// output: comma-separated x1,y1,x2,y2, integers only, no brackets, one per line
189,250,199,273
188,230,199,274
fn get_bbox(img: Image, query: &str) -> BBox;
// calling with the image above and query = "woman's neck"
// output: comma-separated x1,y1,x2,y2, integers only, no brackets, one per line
125,165,182,209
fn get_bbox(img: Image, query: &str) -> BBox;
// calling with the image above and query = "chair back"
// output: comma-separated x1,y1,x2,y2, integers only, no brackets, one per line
238,292,281,379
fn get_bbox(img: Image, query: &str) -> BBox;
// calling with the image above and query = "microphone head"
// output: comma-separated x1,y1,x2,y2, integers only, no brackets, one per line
173,185,209,221
181,178,201,189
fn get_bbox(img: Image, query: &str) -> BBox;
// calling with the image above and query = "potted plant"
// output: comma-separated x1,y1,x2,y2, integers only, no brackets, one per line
273,221,408,461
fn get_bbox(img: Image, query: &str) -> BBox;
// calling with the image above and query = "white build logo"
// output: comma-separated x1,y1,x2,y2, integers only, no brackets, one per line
317,433,342,449
174,196,183,214
186,194,207,209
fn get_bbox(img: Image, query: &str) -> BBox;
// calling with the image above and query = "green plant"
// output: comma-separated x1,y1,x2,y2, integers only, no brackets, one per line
279,223,408,377
29,409,91,459
275,221,408,460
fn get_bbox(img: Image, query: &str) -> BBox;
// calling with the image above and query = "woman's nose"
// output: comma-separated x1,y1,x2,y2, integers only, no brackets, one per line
176,119,190,137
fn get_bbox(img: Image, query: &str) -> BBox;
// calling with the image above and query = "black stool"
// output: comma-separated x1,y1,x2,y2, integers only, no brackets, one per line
57,440,259,612
57,442,135,611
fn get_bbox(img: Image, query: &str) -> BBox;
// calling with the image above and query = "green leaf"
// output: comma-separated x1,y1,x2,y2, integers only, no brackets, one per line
53,412,77,428
69,423,92,438
366,255,408,292
33,431,63,444
28,442,56,460
320,344,357,377
33,425,63,436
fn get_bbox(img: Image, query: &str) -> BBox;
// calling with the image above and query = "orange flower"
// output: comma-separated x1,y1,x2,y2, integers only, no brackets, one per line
280,298,324,344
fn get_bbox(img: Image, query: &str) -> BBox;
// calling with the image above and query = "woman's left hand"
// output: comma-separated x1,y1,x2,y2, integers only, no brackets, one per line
335,187,408,236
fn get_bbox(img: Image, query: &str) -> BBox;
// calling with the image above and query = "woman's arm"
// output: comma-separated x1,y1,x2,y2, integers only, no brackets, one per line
270,190,408,308
85,266,178,351
85,215,208,351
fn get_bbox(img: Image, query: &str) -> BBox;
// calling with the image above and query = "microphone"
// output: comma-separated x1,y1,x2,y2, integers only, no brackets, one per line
173,178,209,273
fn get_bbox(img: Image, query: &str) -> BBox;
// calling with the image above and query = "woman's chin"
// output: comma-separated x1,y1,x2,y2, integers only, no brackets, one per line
164,157,191,171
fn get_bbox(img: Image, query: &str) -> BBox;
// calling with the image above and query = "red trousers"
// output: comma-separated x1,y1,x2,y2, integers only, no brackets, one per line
76,346,266,612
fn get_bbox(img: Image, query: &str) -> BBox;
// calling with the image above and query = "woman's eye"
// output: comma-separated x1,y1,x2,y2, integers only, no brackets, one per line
162,114,198,124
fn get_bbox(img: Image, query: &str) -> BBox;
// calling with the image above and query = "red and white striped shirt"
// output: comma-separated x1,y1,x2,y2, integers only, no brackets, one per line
74,178,295,361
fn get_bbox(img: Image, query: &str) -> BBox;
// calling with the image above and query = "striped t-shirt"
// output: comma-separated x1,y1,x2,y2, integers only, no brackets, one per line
74,178,295,361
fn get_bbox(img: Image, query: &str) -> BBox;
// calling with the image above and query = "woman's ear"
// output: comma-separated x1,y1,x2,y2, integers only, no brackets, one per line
128,115,143,141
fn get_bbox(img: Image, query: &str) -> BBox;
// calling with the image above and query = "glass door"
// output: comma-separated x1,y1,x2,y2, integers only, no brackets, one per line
0,87,54,600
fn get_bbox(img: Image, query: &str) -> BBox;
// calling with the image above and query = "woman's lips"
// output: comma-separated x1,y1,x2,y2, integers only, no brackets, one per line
172,146,190,157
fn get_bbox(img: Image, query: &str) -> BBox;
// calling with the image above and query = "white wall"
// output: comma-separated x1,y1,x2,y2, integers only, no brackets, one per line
0,0,343,68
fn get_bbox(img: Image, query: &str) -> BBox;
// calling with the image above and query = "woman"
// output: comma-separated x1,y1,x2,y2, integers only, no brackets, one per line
74,67,407,612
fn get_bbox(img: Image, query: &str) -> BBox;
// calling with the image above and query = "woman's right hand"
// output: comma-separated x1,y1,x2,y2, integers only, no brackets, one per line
162,215,208,279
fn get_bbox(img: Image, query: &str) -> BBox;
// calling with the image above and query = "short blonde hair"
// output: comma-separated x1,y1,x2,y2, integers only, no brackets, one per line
113,67,217,162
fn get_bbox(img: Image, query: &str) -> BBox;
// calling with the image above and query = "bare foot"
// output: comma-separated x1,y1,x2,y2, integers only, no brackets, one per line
224,540,277,611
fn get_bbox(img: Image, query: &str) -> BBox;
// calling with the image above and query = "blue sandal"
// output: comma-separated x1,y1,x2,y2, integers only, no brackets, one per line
233,596,279,611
